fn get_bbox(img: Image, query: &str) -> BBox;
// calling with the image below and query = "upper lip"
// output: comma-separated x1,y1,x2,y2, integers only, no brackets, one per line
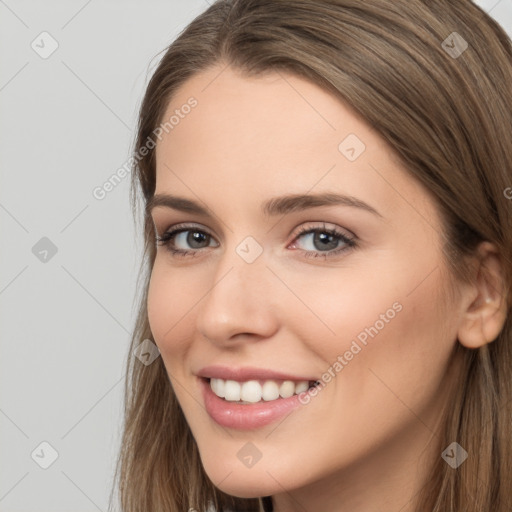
196,365,317,382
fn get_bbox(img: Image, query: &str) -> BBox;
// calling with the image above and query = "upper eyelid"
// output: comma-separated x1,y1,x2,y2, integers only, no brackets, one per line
157,221,355,243
156,222,214,238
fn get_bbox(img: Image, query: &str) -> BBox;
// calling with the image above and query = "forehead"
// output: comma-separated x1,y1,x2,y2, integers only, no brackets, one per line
153,64,437,226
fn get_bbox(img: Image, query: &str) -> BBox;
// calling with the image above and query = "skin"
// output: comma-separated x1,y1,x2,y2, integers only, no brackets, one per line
147,63,507,512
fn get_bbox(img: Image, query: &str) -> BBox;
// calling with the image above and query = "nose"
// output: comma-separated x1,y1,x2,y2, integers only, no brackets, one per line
195,244,279,346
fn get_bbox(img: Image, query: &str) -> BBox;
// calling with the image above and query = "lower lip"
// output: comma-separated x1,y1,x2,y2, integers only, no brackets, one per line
199,378,311,430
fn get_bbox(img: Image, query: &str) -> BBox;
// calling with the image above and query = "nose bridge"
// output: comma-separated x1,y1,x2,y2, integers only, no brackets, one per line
196,234,277,343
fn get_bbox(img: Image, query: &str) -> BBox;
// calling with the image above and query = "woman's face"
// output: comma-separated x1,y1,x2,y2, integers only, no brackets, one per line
147,64,464,503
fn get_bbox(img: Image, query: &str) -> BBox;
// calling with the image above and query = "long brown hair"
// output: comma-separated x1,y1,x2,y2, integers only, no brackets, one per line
110,1,512,510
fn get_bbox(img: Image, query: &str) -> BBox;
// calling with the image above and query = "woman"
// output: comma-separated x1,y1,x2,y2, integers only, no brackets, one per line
111,1,512,511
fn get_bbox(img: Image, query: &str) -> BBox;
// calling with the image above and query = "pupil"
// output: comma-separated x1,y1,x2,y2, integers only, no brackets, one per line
189,231,207,248
315,232,337,250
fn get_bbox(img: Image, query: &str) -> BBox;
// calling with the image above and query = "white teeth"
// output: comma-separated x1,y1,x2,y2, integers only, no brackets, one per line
209,378,313,403
210,378,225,398
262,380,280,401
240,381,262,403
295,381,309,393
279,380,295,398
224,380,241,401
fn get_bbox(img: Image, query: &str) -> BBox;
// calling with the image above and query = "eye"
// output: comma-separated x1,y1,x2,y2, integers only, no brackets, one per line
155,223,217,258
155,222,357,260
288,222,356,259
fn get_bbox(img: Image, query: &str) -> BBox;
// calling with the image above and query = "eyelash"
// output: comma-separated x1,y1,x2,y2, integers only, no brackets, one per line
155,222,357,260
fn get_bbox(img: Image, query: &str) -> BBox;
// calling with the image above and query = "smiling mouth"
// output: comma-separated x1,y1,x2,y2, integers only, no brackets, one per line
205,377,320,404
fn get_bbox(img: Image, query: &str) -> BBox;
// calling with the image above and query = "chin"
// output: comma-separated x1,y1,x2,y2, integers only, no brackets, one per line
201,457,288,498
211,478,278,500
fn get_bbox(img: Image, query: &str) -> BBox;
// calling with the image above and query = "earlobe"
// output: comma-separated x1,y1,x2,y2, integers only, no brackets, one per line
457,241,508,349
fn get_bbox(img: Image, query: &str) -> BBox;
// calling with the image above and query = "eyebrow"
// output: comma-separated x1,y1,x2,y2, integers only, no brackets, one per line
147,192,382,219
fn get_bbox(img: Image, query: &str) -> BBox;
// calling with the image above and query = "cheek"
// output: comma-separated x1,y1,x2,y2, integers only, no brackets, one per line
326,273,456,433
146,260,196,361
279,264,402,363
296,258,457,412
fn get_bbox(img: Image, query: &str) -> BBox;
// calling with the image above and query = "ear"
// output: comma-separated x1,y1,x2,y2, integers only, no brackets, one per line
457,241,508,349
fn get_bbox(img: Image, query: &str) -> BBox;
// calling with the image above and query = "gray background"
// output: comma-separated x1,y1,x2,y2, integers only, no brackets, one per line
1,1,510,510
